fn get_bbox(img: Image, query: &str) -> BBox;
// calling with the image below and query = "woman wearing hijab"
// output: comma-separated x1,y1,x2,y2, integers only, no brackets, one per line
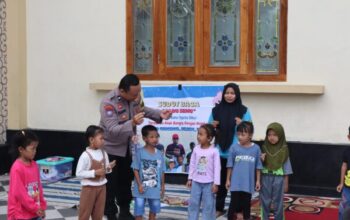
260,122,293,220
209,83,252,217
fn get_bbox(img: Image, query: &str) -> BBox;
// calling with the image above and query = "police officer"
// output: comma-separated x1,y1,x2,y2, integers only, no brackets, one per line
100,74,172,220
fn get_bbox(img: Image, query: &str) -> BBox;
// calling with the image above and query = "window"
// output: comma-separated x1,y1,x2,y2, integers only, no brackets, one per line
126,0,287,81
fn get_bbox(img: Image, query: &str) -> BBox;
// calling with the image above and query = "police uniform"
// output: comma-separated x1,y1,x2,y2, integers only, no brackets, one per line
99,89,162,217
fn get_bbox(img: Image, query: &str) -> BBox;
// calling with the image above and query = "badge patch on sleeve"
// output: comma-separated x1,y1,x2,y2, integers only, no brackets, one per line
104,105,114,117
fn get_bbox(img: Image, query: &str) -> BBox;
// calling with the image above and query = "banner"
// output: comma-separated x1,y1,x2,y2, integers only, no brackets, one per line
137,85,224,174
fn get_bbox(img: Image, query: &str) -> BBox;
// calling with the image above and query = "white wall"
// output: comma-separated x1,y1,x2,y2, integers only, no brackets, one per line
26,0,350,143
27,0,125,130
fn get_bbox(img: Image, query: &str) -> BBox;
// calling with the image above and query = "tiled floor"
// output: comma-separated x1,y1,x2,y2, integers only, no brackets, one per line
0,175,79,220
0,204,225,220
0,175,342,219
0,206,78,220
0,175,228,220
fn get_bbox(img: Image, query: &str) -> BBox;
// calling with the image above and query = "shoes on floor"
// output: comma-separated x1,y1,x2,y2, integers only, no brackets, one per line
106,213,118,220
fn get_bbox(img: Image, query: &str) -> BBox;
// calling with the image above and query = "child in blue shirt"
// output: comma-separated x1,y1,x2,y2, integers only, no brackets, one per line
132,125,165,220
226,121,262,220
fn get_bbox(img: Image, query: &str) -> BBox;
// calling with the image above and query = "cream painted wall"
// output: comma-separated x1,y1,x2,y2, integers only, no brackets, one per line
7,0,27,129
26,0,125,130
24,0,350,143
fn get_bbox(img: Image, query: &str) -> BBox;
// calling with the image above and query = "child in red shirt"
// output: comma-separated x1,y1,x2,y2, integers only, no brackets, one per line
8,130,47,220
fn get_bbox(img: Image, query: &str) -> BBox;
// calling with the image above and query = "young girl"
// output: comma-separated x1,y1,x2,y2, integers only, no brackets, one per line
260,122,293,220
209,83,252,217
187,124,221,220
8,130,47,220
226,121,262,220
76,125,116,220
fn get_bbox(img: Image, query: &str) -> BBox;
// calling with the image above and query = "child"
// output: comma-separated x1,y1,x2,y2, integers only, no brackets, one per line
132,125,166,220
260,122,293,220
8,130,47,220
226,121,262,220
187,124,221,220
337,126,350,220
76,125,116,220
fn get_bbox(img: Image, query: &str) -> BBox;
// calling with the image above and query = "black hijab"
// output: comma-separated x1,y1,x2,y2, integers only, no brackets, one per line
212,83,247,152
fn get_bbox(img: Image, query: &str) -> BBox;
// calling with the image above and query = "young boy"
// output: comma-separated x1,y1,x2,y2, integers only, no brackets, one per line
132,125,166,220
337,126,350,220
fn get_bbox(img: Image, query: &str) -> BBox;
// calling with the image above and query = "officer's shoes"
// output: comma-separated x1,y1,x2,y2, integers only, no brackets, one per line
118,211,134,220
106,213,118,220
